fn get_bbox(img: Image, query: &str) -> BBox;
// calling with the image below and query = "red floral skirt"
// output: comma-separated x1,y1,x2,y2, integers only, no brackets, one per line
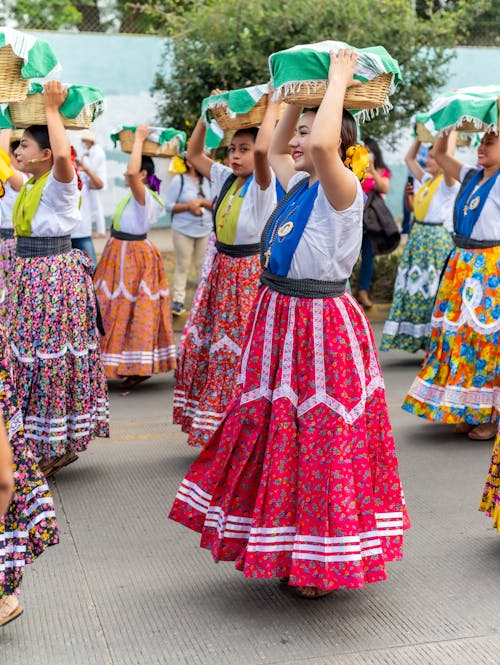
170,287,410,591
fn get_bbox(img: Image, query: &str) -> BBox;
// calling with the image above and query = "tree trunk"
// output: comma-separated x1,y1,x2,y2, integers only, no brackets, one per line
76,1,104,32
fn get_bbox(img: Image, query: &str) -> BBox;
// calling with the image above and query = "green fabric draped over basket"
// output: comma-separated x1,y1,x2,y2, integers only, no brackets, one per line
110,126,187,152
26,82,105,121
0,27,60,79
269,41,401,114
201,84,269,125
418,86,500,135
0,106,13,130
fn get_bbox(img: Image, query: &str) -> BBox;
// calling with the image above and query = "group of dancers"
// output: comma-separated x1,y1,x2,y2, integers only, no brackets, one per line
0,48,499,623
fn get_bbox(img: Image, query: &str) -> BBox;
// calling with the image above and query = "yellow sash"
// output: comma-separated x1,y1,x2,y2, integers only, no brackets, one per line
12,170,51,237
413,174,443,222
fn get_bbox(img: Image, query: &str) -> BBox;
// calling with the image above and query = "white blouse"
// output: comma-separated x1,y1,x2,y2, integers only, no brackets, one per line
29,171,81,237
284,171,364,281
116,188,164,236
459,165,500,241
415,173,459,232
0,181,21,229
211,162,276,244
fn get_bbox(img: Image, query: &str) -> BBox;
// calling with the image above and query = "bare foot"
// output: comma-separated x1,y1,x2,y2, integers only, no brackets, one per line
295,586,333,599
121,376,151,390
357,290,373,308
0,595,23,626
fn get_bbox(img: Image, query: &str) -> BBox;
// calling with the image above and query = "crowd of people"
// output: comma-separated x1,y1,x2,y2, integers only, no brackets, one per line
0,43,499,625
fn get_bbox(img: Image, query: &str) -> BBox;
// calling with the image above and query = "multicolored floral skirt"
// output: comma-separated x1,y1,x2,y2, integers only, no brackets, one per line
0,237,15,318
480,426,500,531
381,223,453,353
94,237,176,378
403,246,500,424
178,232,217,352
0,336,59,597
173,251,261,447
169,287,410,591
8,249,109,460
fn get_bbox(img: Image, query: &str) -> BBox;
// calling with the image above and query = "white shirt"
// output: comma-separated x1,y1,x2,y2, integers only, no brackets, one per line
73,144,107,238
459,165,500,241
415,173,460,232
210,162,277,244
116,188,164,236
285,171,364,281
29,171,82,238
0,178,27,229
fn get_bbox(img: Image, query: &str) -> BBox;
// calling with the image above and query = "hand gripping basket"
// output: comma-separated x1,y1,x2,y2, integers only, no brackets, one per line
10,94,96,130
416,122,471,147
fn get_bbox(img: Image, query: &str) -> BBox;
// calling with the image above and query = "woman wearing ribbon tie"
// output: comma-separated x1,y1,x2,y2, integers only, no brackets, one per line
9,81,109,477
403,124,500,440
94,124,177,389
173,92,279,448
169,50,409,598
380,138,458,352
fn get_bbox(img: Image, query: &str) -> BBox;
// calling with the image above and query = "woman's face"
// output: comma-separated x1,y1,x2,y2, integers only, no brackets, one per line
289,111,315,173
477,132,500,169
425,149,439,175
227,133,255,178
14,131,50,173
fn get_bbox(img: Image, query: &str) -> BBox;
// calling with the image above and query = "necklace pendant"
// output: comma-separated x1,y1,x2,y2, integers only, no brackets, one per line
468,195,480,211
277,221,294,237
264,249,271,268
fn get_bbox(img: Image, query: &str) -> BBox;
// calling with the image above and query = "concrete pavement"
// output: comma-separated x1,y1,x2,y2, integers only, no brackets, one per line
2,325,500,665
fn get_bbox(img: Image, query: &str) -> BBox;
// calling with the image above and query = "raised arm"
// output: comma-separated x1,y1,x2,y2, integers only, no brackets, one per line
186,118,214,180
127,124,149,206
79,162,104,190
253,91,281,190
442,131,458,187
269,103,301,190
433,132,464,183
43,81,74,184
310,49,359,211
405,139,426,183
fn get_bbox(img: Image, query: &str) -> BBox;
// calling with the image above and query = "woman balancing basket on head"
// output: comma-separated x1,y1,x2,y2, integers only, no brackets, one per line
380,131,459,353
403,87,500,441
8,81,109,478
93,125,178,388
169,48,409,599
173,86,280,447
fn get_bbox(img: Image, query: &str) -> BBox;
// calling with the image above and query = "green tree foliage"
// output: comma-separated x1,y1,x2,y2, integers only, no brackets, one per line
152,0,492,141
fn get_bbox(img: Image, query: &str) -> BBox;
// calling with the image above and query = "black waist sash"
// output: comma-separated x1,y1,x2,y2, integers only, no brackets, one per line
414,220,444,227
16,235,72,258
260,271,347,298
0,228,15,240
111,227,147,241
453,233,500,249
215,240,260,257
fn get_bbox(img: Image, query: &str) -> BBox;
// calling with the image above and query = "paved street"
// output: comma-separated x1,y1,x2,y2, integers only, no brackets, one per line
2,325,500,665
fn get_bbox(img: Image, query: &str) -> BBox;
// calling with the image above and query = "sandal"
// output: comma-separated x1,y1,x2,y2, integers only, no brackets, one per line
38,456,62,479
468,423,498,441
0,595,23,627
294,586,333,599
54,451,79,471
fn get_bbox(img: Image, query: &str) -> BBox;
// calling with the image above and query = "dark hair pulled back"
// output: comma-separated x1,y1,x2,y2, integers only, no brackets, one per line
25,125,51,151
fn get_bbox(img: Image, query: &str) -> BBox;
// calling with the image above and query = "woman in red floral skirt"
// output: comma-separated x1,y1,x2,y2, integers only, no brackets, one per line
170,50,409,598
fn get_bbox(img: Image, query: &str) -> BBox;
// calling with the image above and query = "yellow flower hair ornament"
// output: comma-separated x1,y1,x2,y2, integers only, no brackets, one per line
0,147,14,196
344,144,370,183
168,154,187,175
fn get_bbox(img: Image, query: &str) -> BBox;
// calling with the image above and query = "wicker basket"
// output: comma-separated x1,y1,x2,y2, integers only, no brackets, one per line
283,73,392,110
210,95,268,132
118,129,179,158
416,122,471,147
9,93,95,130
0,46,29,103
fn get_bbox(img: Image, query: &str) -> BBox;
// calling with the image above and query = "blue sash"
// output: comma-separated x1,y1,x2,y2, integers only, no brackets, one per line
455,168,500,237
265,178,318,277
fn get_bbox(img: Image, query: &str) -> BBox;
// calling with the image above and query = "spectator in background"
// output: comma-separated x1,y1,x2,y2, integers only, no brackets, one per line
357,137,391,309
79,130,107,238
165,154,213,316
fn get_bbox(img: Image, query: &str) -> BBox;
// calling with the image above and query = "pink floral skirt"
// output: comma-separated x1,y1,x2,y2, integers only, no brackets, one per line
170,287,410,591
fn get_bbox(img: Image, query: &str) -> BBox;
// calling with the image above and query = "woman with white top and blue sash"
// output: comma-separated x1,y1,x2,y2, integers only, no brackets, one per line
9,81,109,478
170,50,409,599
403,121,500,441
